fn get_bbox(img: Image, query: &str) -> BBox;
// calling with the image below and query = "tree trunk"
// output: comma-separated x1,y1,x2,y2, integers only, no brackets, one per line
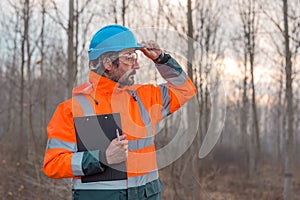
40,0,47,143
187,0,194,81
250,56,261,168
238,0,259,175
18,0,30,161
283,0,294,199
240,66,249,173
26,0,33,161
187,0,197,199
122,0,126,26
277,70,283,161
7,12,20,144
74,0,79,85
112,0,118,24
153,0,163,84
248,0,261,171
67,0,75,98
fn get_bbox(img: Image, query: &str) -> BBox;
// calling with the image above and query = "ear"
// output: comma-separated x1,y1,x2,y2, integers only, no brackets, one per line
103,57,113,71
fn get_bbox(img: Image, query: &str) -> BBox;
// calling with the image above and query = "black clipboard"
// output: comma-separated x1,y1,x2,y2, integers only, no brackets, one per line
74,113,127,183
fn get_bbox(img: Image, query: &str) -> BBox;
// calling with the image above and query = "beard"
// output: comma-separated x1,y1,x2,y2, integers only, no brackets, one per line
118,70,136,86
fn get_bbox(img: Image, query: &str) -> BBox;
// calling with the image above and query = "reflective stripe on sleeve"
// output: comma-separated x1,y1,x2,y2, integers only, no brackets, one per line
166,72,187,86
156,56,188,86
159,84,171,118
71,152,85,176
72,170,159,190
46,138,77,152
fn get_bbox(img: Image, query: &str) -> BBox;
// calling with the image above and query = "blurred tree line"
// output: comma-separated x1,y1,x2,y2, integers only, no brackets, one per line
0,0,299,199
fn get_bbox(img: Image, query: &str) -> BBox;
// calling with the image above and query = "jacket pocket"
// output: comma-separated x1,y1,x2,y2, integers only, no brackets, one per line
145,179,164,197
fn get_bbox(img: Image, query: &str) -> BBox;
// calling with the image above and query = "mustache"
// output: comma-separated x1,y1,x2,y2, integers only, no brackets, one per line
128,70,136,76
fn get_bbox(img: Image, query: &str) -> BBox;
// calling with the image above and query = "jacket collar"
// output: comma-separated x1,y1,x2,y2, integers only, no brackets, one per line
73,71,139,97
73,71,120,96
89,71,120,95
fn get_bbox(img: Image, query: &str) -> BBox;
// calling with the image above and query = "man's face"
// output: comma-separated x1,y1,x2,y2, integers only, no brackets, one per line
113,49,140,86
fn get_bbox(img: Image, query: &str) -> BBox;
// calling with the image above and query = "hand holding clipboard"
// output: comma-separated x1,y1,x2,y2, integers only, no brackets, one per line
105,129,128,165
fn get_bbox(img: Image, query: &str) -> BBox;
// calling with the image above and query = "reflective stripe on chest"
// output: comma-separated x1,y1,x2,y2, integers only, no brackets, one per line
74,92,154,151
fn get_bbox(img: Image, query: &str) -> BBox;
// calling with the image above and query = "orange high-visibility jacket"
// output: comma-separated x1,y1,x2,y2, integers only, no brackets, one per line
43,55,196,190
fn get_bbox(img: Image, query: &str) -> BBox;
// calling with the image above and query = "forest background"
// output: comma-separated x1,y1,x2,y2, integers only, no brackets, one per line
0,0,299,199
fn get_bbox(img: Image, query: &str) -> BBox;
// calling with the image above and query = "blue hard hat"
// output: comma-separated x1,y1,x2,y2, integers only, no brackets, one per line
88,24,142,60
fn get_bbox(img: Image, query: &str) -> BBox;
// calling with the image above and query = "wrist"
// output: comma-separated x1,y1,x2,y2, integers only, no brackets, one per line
100,150,109,165
154,52,170,64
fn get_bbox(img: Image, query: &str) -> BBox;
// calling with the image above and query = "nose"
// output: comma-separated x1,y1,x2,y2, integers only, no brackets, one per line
132,61,140,69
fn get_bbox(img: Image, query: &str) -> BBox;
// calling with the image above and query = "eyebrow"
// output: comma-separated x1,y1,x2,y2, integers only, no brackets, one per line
120,49,135,53
120,51,136,55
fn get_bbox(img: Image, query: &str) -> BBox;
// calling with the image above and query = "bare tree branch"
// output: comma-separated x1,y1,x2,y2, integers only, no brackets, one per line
46,0,67,31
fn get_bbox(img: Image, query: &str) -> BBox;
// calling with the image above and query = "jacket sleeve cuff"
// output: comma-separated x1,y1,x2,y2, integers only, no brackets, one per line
81,150,106,176
154,52,171,64
155,55,187,86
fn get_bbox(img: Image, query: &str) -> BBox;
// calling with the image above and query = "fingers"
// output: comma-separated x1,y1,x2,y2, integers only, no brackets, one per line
119,140,127,150
119,134,126,140
139,40,162,61
117,139,128,159
139,40,160,50
112,134,126,142
106,138,128,164
123,143,128,152
118,140,128,158
114,138,128,150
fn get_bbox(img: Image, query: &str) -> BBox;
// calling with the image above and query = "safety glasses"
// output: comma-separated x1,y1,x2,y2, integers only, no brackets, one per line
119,52,138,66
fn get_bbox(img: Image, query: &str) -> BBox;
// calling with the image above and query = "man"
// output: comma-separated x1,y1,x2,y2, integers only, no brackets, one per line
43,24,196,200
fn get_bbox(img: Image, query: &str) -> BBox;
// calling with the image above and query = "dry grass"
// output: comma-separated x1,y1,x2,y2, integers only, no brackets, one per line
161,162,300,200
0,157,71,200
1,144,299,200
